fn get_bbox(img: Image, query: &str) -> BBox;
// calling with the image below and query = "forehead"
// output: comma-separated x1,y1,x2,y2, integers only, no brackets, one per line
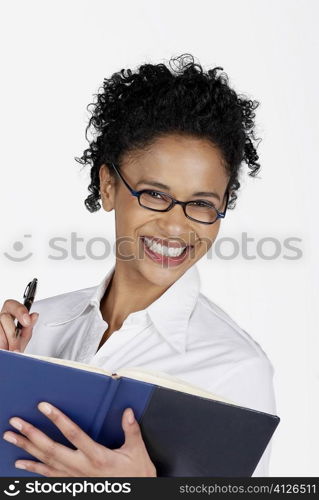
123,134,229,190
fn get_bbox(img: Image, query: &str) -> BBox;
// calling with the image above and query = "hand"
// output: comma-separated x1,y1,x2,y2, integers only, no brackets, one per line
3,403,157,477
0,299,38,352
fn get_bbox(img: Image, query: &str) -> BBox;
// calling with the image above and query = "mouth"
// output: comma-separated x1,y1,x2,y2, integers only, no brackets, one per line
140,236,194,266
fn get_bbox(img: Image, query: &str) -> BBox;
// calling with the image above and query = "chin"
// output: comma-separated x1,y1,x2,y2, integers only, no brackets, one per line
140,260,191,287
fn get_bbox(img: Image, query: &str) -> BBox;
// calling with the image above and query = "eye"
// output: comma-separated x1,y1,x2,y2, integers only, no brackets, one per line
148,191,166,200
191,200,214,208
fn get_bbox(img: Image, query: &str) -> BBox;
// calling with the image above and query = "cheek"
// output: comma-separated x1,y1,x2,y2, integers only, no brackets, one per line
114,203,152,238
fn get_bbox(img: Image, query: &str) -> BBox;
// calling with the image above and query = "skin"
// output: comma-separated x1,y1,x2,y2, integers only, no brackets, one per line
0,132,230,476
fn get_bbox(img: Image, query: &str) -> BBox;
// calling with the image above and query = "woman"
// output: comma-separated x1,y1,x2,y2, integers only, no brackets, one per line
0,54,277,477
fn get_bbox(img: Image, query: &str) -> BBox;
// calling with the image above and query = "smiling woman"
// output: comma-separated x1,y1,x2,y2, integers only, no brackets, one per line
0,53,277,478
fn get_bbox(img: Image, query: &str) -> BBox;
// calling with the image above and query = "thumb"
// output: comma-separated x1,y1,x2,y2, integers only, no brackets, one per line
121,408,143,449
19,312,39,352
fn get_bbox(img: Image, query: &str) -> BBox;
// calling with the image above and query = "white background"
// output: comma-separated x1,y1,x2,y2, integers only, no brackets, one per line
0,0,318,476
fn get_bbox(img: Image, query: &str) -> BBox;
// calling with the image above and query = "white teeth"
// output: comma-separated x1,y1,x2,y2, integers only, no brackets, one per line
143,237,186,257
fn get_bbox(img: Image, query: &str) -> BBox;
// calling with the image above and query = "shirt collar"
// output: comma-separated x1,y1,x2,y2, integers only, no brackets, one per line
146,265,200,353
43,266,115,327
44,263,201,354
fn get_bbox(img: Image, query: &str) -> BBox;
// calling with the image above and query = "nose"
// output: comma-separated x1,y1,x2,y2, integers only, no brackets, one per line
156,202,191,236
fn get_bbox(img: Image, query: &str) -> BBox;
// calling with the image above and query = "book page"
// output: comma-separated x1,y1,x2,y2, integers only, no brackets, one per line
116,367,234,404
7,350,114,377
7,350,234,404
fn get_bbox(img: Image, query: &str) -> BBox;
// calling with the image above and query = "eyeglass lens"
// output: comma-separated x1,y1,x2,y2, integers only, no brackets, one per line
139,191,219,223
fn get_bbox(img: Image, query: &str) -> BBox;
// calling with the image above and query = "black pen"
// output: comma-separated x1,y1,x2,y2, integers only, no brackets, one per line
14,278,38,338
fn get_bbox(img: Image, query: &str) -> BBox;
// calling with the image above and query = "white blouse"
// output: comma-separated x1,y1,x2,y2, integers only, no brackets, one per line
25,263,277,477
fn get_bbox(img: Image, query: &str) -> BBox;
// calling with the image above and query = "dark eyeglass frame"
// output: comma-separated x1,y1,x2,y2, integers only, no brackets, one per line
109,162,230,225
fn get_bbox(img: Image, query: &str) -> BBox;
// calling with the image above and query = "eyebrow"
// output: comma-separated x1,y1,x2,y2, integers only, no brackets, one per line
136,180,221,202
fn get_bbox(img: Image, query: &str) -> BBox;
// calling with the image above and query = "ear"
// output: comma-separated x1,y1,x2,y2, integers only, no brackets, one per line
99,164,116,211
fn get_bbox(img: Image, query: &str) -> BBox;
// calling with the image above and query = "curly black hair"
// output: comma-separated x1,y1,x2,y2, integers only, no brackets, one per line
75,53,261,213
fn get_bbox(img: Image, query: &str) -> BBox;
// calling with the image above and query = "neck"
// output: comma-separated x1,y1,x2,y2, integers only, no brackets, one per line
100,263,168,330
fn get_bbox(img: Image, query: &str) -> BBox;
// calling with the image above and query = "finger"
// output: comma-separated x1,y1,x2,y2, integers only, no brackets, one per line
0,311,38,351
1,299,33,327
15,460,71,477
5,416,75,472
121,408,144,450
37,402,113,462
19,313,39,352
0,312,21,351
0,322,9,350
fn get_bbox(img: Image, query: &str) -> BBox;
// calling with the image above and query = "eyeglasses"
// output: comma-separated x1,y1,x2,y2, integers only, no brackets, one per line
109,163,229,225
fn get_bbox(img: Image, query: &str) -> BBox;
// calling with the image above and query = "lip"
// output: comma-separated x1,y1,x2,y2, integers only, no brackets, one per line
141,237,191,267
141,236,194,249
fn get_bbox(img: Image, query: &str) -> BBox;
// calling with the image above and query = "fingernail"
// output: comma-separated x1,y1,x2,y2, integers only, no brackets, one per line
127,408,135,424
15,462,26,469
23,314,31,326
13,349,20,353
38,402,52,415
33,313,39,323
9,418,23,430
3,433,17,444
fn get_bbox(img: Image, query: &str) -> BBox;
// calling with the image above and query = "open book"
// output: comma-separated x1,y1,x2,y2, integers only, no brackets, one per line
0,349,280,477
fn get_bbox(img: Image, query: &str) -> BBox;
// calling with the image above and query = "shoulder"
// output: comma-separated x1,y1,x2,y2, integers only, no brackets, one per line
189,293,277,414
189,291,274,372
